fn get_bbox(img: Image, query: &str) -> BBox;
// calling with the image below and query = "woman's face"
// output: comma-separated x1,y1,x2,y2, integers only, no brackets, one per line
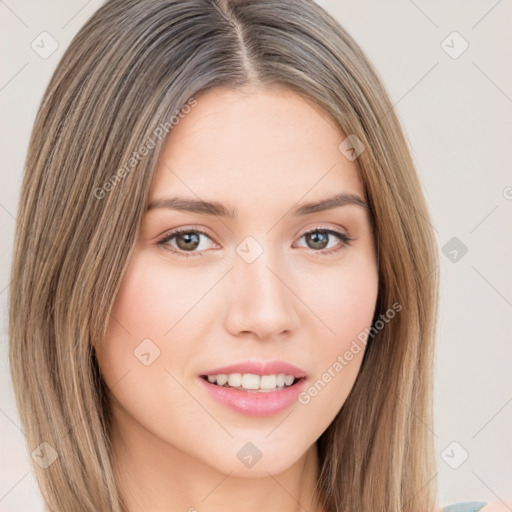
97,86,378,477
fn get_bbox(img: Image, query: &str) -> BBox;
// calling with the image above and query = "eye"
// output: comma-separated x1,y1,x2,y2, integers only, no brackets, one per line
157,227,217,258
157,225,353,258
294,227,353,255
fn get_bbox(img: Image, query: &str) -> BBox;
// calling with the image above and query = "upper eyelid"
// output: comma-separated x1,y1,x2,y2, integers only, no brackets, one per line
158,224,351,240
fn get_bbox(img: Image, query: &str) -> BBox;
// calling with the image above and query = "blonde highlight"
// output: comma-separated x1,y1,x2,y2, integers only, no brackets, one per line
9,1,439,511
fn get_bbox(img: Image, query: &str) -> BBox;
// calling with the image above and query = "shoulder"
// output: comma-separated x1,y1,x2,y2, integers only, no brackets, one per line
479,500,512,512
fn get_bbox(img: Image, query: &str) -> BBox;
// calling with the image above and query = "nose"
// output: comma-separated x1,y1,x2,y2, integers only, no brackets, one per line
223,248,301,341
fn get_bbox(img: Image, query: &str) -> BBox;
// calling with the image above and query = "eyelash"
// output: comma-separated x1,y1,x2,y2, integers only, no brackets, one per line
156,225,354,259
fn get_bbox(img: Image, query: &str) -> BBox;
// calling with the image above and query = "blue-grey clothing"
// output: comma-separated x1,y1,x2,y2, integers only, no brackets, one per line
443,502,487,512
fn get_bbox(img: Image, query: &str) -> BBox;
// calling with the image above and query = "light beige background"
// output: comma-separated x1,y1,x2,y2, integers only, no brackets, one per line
1,1,511,510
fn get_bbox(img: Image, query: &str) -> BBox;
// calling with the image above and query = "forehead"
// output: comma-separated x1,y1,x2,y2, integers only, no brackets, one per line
149,86,365,213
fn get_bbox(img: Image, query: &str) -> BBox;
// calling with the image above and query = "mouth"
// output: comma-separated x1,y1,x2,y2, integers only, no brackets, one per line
199,373,306,393
198,372,307,416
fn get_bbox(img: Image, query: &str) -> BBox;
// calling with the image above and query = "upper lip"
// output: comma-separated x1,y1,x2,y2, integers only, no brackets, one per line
200,360,307,379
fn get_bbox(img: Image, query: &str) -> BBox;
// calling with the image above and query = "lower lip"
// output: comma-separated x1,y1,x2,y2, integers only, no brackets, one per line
198,377,306,417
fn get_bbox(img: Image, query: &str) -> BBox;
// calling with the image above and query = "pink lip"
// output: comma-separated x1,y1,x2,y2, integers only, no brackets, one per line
200,360,307,379
198,376,306,417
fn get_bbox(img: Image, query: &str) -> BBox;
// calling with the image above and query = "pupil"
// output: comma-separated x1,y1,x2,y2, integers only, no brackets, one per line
177,232,199,251
308,231,328,249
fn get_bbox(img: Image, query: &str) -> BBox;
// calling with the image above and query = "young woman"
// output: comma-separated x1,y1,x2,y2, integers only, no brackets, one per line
8,0,499,511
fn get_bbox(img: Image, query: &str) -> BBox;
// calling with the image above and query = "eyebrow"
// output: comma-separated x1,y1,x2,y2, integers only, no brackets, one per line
146,192,369,218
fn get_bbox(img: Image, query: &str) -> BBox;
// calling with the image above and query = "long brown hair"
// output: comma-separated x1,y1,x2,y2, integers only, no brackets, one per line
9,0,439,510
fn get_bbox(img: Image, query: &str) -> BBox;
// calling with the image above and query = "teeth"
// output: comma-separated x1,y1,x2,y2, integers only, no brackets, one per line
228,373,242,387
204,373,299,391
216,374,228,386
260,375,276,389
284,375,295,386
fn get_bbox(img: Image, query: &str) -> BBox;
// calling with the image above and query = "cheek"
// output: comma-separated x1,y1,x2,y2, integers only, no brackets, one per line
298,245,379,349
96,252,189,389
293,253,378,425
331,262,378,341
101,250,210,356
95,253,211,456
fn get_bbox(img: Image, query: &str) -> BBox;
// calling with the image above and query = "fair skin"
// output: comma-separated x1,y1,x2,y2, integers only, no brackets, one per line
96,85,380,512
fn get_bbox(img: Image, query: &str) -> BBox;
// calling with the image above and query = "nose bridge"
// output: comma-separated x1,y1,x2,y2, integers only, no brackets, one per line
225,238,299,338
